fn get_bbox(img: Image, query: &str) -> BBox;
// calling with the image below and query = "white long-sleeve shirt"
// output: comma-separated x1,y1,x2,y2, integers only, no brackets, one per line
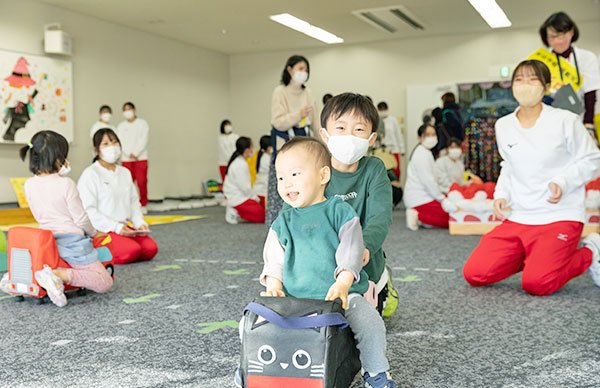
116,118,149,162
90,121,115,138
495,104,600,225
223,156,258,207
382,115,406,154
253,152,271,197
434,155,465,193
218,133,240,166
404,145,445,208
77,161,146,233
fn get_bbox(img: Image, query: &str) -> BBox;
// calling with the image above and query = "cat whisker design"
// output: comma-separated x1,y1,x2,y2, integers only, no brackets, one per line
248,360,265,366
248,369,264,373
310,373,325,378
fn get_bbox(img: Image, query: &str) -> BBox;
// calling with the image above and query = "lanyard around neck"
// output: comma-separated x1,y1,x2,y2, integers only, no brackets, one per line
555,48,581,87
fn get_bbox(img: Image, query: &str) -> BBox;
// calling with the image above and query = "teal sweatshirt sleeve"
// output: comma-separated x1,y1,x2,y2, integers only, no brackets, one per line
362,159,393,255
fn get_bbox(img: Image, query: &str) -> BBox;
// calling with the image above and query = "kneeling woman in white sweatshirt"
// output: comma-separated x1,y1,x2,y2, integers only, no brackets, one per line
403,122,457,230
223,137,265,224
464,59,600,296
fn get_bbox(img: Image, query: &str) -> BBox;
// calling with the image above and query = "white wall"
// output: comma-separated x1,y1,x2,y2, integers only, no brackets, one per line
0,0,230,203
229,21,600,174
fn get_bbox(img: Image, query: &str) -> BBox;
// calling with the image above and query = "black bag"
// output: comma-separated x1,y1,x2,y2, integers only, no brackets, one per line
239,297,361,388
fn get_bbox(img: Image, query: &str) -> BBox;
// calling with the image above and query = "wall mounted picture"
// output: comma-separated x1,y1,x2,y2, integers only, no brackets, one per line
0,50,73,144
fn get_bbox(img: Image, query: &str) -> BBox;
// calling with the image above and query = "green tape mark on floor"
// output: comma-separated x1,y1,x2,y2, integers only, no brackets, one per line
394,275,421,283
197,320,238,334
152,264,182,272
223,268,250,275
123,293,161,304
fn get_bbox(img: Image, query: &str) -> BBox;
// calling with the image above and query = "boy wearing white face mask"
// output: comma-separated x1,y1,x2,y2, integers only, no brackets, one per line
319,93,397,317
78,128,158,265
434,138,465,193
464,60,600,296
116,101,150,211
404,121,457,231
90,105,115,138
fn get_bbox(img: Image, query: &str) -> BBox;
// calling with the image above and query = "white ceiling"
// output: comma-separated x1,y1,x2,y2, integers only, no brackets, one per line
37,0,600,54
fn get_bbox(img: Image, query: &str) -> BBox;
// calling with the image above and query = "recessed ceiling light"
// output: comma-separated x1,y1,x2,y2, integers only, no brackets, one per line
269,13,344,44
467,0,512,29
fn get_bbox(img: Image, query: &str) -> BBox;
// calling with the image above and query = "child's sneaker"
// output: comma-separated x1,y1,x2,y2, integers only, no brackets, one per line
226,206,240,225
406,208,419,231
233,367,242,388
363,371,397,388
0,272,11,294
34,265,67,307
583,233,600,287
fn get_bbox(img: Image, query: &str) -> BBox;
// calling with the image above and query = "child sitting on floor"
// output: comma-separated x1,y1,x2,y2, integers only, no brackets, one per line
256,137,396,388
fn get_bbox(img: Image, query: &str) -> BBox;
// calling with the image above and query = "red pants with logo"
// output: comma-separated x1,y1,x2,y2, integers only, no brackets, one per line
235,199,265,224
107,232,158,265
122,160,148,206
463,220,592,296
414,200,449,228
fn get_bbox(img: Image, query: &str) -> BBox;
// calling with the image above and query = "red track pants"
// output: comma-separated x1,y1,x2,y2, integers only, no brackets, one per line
107,232,158,265
414,200,449,229
463,220,592,296
122,160,148,207
235,199,265,224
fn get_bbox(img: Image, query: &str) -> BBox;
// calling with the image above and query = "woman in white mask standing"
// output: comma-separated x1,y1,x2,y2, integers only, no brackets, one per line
78,128,158,265
463,60,600,296
404,120,458,231
266,55,319,226
89,105,115,138
217,119,240,181
434,137,466,193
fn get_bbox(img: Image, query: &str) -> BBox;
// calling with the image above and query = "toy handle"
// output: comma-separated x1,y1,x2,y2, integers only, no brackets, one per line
244,302,349,329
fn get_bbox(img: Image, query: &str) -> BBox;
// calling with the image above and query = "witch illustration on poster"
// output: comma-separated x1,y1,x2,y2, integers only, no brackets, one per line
0,51,73,144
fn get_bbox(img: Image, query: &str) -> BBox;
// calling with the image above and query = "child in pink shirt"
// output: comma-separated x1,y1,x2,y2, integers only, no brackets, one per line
19,131,113,307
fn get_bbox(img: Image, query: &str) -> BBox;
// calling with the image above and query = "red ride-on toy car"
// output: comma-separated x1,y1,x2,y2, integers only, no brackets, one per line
4,226,114,304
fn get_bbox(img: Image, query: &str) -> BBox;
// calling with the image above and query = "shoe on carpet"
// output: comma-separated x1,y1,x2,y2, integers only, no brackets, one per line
0,272,11,294
382,270,399,319
34,265,67,307
233,367,242,387
406,208,419,231
363,371,397,388
583,233,600,287
226,206,240,225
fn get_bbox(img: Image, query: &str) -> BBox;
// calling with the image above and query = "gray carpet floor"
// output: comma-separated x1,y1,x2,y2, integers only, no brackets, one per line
0,206,599,388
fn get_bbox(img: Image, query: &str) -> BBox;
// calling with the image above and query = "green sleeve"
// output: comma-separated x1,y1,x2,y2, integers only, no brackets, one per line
362,160,393,255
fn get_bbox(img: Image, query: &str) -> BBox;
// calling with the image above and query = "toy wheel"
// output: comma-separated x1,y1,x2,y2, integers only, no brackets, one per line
76,288,87,297
106,264,114,277
34,297,47,305
14,295,25,302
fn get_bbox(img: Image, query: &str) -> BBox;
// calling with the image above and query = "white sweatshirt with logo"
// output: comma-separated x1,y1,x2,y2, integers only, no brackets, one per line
404,145,445,208
495,104,600,225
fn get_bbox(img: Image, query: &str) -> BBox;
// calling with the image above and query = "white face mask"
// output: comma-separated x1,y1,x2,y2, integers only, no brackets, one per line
512,84,544,108
224,125,233,134
292,71,308,85
100,145,122,164
422,136,438,150
325,132,374,165
100,112,112,123
379,111,389,118
58,161,71,176
448,148,462,160
123,110,135,120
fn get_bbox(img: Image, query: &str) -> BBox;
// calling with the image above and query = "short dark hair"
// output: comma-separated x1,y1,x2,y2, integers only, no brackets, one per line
278,137,332,171
441,92,456,106
322,93,333,105
99,105,112,113
19,130,69,175
447,137,461,148
539,12,579,47
431,107,443,124
123,102,135,111
220,119,231,134
92,128,121,162
320,93,379,133
281,55,309,88
512,60,551,86
377,101,388,111
417,123,435,137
